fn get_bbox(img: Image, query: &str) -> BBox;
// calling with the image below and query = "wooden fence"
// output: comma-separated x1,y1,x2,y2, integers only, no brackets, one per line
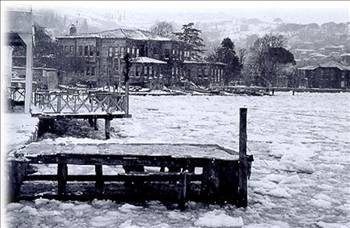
32,91,129,115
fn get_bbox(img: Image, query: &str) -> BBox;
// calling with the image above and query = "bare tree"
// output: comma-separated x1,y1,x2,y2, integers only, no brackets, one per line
247,34,295,87
150,21,174,37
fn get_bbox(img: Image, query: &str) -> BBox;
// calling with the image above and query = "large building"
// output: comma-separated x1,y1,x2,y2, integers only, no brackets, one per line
56,28,225,88
297,61,350,88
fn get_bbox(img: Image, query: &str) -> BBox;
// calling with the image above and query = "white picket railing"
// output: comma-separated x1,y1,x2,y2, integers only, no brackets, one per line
32,91,128,115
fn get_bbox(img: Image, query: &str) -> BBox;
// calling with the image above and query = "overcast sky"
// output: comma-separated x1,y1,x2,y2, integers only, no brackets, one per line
3,1,350,24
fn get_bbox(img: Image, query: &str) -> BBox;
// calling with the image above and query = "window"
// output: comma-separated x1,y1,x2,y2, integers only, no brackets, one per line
153,47,159,54
131,47,135,56
78,46,83,56
70,46,74,55
86,67,90,76
171,67,175,76
91,67,95,76
136,66,140,77
108,47,113,57
90,46,94,56
115,47,119,57
121,47,125,57
84,46,89,56
136,49,139,57
149,66,153,75
127,47,130,54
64,46,69,55
144,66,148,75
172,49,175,55
165,49,170,58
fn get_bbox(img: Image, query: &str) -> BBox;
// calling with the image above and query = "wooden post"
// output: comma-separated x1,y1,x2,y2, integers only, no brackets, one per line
23,34,33,113
57,159,68,196
238,108,248,207
94,118,98,130
95,164,104,195
126,81,129,115
178,171,188,210
88,118,94,127
105,118,111,139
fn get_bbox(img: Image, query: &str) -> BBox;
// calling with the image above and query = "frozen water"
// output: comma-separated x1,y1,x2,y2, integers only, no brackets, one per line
194,210,244,227
5,93,350,227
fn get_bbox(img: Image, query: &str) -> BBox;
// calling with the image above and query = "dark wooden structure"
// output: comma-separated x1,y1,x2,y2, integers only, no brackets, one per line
8,108,253,208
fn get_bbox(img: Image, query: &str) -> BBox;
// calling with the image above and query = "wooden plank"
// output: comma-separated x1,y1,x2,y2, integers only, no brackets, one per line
26,154,217,167
24,173,203,182
238,108,248,207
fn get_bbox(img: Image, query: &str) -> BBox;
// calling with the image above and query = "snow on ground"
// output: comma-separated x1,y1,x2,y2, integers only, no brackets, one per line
5,92,350,227
2,113,38,155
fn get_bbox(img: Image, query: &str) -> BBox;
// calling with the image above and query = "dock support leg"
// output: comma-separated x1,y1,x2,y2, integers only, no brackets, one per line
94,118,98,130
57,162,68,197
238,108,248,207
105,118,111,139
178,172,188,210
88,118,94,127
95,165,104,195
8,161,29,202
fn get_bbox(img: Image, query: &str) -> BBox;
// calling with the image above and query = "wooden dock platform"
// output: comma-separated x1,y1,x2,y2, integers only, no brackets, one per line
7,108,253,208
9,143,253,208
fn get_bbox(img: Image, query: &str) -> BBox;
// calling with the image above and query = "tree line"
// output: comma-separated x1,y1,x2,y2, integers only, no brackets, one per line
153,21,296,87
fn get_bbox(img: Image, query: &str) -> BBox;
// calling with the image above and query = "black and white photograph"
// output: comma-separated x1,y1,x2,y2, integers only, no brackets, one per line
1,1,349,227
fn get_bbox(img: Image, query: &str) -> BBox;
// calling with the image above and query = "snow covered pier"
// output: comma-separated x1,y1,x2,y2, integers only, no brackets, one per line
8,109,253,208
31,90,131,139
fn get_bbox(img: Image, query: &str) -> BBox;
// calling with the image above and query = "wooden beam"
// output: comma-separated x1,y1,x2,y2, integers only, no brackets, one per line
238,108,248,207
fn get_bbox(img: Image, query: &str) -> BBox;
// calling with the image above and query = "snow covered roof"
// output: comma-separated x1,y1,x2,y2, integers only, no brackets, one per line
184,60,226,66
56,28,175,41
298,65,318,70
131,57,167,64
299,61,350,71
319,61,350,70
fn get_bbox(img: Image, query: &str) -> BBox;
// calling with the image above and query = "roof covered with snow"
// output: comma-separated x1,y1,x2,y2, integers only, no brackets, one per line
56,28,176,41
131,57,167,64
184,60,226,66
299,61,350,71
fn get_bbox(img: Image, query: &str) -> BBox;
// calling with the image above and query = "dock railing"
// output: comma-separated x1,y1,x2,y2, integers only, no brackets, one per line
32,90,128,115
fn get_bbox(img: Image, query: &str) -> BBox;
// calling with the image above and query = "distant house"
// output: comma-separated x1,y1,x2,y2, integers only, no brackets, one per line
340,53,350,65
56,28,225,88
297,61,350,88
12,66,59,90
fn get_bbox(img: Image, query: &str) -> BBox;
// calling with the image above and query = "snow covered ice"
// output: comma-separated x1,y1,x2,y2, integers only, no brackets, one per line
5,93,350,227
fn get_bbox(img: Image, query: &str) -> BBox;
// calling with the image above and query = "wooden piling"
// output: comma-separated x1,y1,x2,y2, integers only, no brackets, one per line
238,108,248,207
94,118,98,130
95,164,104,195
88,118,94,127
57,159,68,196
105,118,111,139
178,171,188,209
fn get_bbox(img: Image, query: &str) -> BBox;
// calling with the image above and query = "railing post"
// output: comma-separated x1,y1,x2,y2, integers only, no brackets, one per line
238,108,248,207
126,81,129,115
57,93,61,113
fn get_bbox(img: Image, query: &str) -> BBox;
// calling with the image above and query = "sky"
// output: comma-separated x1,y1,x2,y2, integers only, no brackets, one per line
2,1,350,24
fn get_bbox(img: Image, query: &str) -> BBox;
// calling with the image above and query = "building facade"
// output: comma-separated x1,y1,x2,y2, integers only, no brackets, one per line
56,28,225,88
297,61,350,88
